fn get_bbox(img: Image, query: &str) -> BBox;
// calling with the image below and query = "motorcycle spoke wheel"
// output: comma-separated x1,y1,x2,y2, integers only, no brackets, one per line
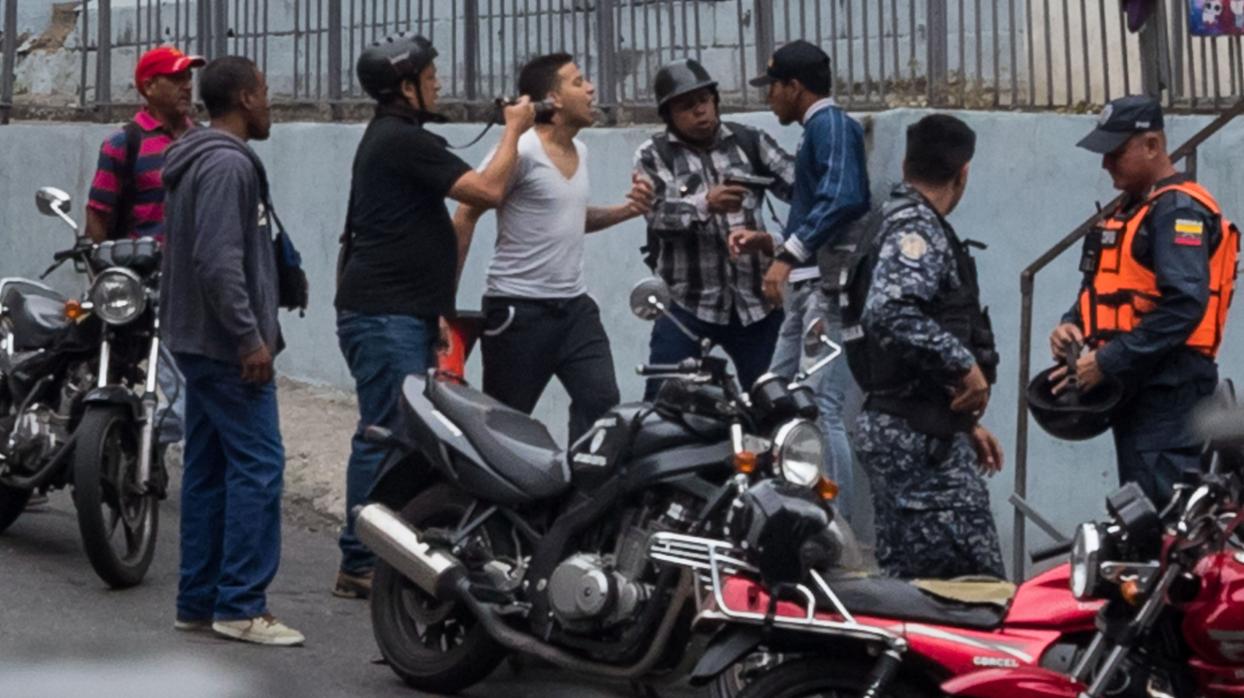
73,407,158,588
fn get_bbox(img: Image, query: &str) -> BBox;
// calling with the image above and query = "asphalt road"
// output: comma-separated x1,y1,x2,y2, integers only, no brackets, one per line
0,484,700,698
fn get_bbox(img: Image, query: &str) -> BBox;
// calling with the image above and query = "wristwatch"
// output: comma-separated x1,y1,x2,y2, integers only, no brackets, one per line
773,244,800,265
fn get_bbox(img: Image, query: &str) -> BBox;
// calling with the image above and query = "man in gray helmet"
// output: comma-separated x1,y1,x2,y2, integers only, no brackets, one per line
633,58,796,397
332,33,534,599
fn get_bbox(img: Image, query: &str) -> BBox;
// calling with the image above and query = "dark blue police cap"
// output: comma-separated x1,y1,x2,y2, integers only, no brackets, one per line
1076,95,1165,154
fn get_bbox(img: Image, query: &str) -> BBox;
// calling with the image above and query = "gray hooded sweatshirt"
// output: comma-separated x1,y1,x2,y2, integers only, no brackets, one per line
161,128,281,364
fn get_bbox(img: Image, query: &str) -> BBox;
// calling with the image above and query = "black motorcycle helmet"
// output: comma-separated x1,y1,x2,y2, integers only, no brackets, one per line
357,33,437,104
1026,365,1125,441
653,58,718,118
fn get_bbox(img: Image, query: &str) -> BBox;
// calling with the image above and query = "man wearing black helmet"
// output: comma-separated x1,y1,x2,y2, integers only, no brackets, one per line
332,34,535,599
633,58,796,397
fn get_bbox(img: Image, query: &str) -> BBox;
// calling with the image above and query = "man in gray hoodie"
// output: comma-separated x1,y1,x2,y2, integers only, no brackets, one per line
160,55,302,646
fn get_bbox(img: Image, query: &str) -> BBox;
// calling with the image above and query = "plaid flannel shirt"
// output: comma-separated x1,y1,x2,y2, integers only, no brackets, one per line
633,123,795,326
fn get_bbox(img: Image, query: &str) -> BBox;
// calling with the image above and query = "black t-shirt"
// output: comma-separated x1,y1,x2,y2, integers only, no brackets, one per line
335,104,472,317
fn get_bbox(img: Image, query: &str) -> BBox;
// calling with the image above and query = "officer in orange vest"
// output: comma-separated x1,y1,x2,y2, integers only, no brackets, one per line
1049,95,1238,508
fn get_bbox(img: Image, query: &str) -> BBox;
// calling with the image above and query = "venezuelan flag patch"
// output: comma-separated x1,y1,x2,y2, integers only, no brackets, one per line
1174,218,1204,247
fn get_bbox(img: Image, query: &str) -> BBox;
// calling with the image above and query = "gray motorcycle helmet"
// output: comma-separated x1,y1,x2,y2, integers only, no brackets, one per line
356,33,437,102
653,58,718,114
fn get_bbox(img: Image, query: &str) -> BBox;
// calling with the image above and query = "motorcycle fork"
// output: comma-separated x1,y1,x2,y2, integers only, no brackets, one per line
136,332,160,493
1077,565,1180,698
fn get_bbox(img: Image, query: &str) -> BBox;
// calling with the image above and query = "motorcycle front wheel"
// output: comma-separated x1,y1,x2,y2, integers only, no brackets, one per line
371,483,508,694
72,406,158,588
733,657,932,698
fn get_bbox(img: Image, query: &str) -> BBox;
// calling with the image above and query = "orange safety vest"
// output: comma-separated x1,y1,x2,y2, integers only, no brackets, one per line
1077,180,1239,358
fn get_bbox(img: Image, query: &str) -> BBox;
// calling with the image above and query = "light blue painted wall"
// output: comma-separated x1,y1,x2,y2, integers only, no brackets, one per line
3,108,1241,574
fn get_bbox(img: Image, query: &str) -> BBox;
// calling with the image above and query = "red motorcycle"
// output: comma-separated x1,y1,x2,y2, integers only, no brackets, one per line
653,417,1244,698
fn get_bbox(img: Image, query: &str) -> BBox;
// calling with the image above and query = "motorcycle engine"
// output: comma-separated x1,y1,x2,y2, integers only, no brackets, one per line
4,405,58,473
548,553,648,631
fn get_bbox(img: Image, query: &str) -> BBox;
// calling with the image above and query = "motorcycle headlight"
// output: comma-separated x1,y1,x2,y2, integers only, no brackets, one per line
88,268,146,325
772,420,824,488
1070,522,1103,600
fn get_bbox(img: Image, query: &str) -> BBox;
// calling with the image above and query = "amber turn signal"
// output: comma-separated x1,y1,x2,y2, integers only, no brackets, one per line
1120,579,1143,606
817,476,840,501
733,450,757,474
64,299,86,321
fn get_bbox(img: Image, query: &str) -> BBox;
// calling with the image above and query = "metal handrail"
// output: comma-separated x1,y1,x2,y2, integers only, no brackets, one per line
1010,99,1244,580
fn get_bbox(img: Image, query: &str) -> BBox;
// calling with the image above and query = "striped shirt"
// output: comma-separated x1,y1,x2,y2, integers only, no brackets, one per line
87,110,191,240
633,123,796,326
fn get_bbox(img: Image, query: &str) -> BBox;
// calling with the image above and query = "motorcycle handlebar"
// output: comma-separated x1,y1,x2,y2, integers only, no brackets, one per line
1029,539,1073,564
636,358,701,376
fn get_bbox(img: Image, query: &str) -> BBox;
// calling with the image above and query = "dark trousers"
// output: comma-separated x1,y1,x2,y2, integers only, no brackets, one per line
481,295,620,445
1112,376,1216,510
644,303,783,400
175,353,285,622
336,311,437,575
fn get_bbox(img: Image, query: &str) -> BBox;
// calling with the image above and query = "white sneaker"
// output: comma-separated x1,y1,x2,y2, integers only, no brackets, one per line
212,613,305,646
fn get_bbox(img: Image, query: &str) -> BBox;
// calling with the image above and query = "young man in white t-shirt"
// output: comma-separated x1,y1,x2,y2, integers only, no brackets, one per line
454,54,653,442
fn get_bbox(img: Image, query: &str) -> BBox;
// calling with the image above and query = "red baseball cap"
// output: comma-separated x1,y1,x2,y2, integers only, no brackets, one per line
134,46,206,88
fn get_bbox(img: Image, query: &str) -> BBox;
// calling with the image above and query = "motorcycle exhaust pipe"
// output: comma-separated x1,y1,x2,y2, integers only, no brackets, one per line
355,503,465,601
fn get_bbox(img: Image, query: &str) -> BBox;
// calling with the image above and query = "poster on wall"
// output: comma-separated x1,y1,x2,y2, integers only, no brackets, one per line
1190,0,1244,35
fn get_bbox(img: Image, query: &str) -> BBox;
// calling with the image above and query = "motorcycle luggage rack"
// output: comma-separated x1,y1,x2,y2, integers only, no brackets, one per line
647,532,902,647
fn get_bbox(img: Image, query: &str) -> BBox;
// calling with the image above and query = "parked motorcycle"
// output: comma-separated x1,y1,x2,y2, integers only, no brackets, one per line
352,277,858,694
0,186,167,588
686,400,1244,698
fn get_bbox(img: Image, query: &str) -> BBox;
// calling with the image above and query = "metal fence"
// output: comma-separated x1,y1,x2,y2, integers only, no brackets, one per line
0,0,1242,118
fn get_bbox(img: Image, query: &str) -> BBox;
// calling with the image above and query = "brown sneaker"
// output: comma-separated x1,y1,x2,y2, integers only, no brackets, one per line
333,569,373,599
212,613,305,646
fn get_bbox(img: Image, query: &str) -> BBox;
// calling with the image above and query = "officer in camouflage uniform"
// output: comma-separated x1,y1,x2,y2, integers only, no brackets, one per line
849,115,1005,579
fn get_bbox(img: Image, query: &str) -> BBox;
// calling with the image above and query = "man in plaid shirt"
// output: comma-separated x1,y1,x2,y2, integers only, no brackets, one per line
633,59,795,397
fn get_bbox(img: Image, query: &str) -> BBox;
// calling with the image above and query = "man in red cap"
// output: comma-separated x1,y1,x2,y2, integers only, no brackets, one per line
85,45,204,450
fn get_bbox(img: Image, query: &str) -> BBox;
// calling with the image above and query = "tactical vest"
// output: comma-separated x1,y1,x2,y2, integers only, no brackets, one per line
834,191,999,437
1077,180,1239,358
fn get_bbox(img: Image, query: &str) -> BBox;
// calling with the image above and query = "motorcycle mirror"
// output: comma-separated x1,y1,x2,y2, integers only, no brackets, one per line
36,187,72,218
1192,405,1244,445
629,277,671,322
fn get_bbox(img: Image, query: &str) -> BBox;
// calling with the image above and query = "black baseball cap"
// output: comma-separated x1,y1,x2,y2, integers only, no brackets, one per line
1076,95,1165,154
749,40,830,90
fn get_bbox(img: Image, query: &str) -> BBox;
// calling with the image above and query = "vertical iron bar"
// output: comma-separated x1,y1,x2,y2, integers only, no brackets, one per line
81,0,91,109
975,0,982,101
736,0,748,106
756,0,776,99
1042,0,1053,106
0,0,16,123
1061,0,1071,106
596,0,616,107
100,0,114,119
863,0,872,103
783,0,791,42
1013,273,1034,582
465,0,479,100
927,0,948,105
1025,0,1036,104
991,0,999,107
646,0,654,101
957,0,964,105
1078,0,1088,103
215,0,228,58
1098,0,1110,100
891,0,899,98
1119,1,1131,95
909,0,915,83
1008,0,1017,105
1212,38,1222,107
664,0,674,62
499,0,507,95
680,0,688,56
629,0,637,101
693,0,702,62
1138,0,1164,98
831,0,840,97
878,0,886,102
846,0,855,105
328,0,342,112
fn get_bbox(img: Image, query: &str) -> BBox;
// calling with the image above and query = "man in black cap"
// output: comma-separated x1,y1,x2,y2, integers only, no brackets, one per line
632,58,797,396
332,34,535,598
1048,95,1238,508
730,40,870,521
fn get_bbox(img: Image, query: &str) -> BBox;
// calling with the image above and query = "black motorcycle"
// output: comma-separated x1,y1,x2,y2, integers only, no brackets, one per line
0,186,167,588
354,277,858,694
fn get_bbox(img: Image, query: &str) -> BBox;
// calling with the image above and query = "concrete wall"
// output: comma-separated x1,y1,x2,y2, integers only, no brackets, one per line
3,108,1243,575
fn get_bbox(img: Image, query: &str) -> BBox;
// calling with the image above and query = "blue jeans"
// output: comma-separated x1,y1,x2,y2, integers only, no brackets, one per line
175,353,285,622
769,281,855,523
336,311,436,575
644,304,782,401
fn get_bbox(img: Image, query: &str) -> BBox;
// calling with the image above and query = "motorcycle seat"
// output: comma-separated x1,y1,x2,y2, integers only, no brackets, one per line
425,377,570,500
8,292,69,351
827,575,1008,630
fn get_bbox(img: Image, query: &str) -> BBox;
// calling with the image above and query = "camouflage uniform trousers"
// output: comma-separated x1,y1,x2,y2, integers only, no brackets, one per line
855,409,1005,579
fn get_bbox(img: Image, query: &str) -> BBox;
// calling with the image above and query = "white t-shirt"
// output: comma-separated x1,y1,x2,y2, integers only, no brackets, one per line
480,130,590,299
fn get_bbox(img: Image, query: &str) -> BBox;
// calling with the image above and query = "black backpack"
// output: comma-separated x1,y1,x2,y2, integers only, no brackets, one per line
642,121,771,270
